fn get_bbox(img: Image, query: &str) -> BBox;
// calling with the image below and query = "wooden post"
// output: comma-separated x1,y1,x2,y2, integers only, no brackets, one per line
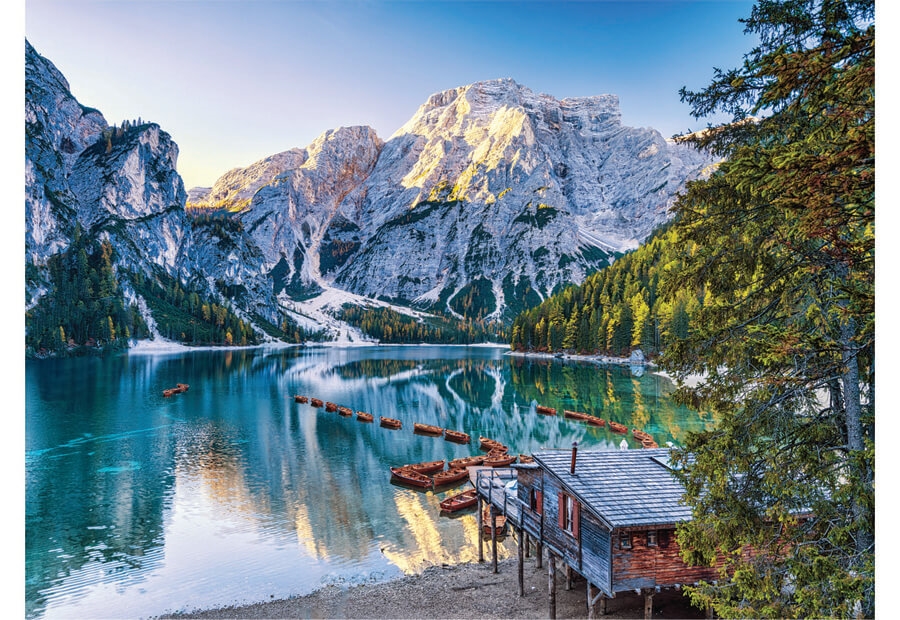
477,497,484,563
517,526,525,597
565,564,573,590
536,540,543,568
643,590,654,620
548,552,557,620
587,583,594,619
706,604,714,619
599,595,607,616
491,508,498,574
525,531,530,558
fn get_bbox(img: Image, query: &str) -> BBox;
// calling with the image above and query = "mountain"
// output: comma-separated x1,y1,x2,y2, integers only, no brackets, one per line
197,79,716,326
26,40,191,301
25,39,716,349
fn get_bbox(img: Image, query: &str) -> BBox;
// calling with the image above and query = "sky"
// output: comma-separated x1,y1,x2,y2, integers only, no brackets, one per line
24,0,760,190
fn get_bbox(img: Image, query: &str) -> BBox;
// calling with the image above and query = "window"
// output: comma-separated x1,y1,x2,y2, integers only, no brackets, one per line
558,492,580,537
529,489,543,515
563,495,575,532
619,531,632,549
647,530,658,547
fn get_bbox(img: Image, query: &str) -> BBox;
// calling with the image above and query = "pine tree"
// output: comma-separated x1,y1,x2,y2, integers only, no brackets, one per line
661,1,874,616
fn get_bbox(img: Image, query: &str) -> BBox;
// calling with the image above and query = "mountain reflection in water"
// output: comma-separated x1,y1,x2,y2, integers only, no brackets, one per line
25,345,713,619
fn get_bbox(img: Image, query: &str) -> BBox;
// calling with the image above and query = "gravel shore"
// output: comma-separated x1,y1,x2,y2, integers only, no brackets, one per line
163,558,706,619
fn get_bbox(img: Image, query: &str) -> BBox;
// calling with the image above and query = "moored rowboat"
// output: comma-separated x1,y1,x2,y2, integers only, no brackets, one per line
294,395,309,404
413,422,443,436
325,402,338,412
439,489,477,512
484,453,518,467
404,460,445,474
518,454,535,464
310,398,324,407
390,467,433,489
482,507,507,535
380,416,402,429
432,468,469,487
356,411,374,422
443,429,470,444
448,455,486,469
608,421,628,434
479,437,508,453
535,405,556,415
338,406,353,417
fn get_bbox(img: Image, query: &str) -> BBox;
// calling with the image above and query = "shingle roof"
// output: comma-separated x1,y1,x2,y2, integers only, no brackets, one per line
533,448,692,528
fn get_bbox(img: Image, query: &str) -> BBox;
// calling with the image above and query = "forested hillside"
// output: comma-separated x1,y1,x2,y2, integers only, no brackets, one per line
509,222,702,357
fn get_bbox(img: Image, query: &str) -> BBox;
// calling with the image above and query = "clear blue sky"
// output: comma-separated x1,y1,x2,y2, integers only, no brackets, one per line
26,1,757,189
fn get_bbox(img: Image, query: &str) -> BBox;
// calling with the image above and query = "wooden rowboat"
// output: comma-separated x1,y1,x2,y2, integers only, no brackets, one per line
310,398,324,407
390,467,433,489
585,416,606,427
484,453,518,467
535,405,557,415
632,428,653,442
432,468,469,487
356,411,374,422
338,406,353,417
448,455,486,469
608,421,628,434
479,437,508,453
443,429,470,444
413,422,443,436
380,416,402,429
294,395,309,404
404,460,445,475
163,388,176,397
518,454,535,464
482,507,507,535
641,438,659,449
440,489,477,513
564,409,588,420
325,402,338,413
176,383,190,392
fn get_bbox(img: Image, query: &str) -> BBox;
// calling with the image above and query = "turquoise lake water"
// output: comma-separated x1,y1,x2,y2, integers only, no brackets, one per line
25,345,714,618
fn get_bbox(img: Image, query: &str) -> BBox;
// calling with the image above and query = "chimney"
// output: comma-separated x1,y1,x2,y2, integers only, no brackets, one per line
570,441,578,474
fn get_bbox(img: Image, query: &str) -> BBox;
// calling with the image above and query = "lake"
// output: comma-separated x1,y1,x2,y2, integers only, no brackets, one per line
25,345,714,618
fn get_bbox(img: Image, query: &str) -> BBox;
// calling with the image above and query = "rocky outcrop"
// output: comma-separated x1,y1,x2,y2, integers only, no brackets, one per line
204,79,716,322
25,39,193,307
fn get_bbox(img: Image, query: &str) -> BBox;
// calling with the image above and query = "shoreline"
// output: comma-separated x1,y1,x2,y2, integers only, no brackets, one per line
161,558,705,620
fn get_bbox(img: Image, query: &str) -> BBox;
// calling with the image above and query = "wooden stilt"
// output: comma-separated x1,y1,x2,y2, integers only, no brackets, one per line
587,583,594,619
491,509,498,574
477,497,484,563
565,564,573,590
548,553,557,620
599,595,607,616
643,590,654,620
536,541,543,568
525,531,530,558
517,526,525,597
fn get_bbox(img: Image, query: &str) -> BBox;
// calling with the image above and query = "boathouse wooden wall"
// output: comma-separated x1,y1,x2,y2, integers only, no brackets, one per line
516,466,613,594
610,526,720,592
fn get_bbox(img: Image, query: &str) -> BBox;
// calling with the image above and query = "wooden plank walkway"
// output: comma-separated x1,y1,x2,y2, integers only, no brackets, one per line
471,466,522,527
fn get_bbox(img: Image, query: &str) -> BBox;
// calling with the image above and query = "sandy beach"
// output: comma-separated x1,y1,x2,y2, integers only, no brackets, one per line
163,558,706,619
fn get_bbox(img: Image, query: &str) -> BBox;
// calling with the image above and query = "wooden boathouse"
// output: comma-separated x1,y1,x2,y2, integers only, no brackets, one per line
474,447,719,619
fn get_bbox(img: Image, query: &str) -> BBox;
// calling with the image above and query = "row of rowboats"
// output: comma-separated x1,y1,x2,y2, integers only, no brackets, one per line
538,404,661,449
294,394,473,443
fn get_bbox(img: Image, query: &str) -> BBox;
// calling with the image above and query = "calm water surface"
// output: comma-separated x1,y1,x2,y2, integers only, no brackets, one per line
25,345,714,618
